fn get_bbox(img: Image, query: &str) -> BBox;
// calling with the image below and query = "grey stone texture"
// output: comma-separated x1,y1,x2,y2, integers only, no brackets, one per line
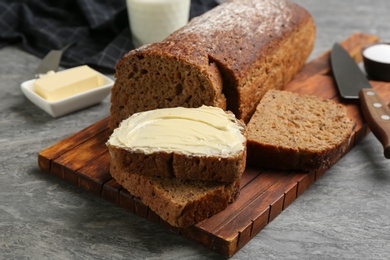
1,0,390,259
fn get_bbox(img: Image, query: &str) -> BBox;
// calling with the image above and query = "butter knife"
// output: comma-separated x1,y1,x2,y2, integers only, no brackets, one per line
35,42,74,77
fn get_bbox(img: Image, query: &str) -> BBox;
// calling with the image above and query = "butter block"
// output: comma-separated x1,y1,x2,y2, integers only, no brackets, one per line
34,65,104,102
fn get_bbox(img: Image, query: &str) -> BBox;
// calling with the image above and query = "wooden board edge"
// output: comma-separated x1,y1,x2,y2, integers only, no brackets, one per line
290,32,379,83
38,117,110,173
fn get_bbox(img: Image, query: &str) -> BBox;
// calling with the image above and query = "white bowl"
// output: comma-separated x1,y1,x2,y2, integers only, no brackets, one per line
21,73,114,118
362,42,390,82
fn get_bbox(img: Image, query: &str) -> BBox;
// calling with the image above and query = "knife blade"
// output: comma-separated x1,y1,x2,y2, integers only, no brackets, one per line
331,42,390,159
35,42,74,77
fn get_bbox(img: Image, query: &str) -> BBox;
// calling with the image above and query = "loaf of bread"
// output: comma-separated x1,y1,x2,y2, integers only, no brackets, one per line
107,106,247,182
110,159,240,228
109,0,316,130
247,90,356,171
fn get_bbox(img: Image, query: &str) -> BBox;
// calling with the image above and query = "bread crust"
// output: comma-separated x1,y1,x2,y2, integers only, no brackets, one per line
110,160,240,228
247,138,353,171
109,0,315,130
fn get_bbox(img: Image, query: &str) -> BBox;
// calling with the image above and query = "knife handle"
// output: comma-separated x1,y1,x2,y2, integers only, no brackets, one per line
359,88,390,159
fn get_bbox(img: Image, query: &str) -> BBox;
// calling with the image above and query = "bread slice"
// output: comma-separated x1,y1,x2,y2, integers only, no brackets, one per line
109,0,315,130
110,159,240,228
247,90,356,171
107,106,247,183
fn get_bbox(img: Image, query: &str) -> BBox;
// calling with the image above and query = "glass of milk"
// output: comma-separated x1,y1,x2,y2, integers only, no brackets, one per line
126,0,191,48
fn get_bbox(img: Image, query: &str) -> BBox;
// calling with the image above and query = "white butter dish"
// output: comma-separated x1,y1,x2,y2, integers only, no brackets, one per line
21,73,114,118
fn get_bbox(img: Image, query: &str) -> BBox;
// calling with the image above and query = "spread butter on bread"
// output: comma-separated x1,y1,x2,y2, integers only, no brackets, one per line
107,106,246,227
107,106,247,182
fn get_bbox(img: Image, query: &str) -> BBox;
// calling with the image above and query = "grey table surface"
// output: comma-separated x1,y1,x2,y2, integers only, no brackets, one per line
1,1,390,259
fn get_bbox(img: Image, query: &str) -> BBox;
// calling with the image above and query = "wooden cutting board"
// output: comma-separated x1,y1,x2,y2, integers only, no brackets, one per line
38,33,390,257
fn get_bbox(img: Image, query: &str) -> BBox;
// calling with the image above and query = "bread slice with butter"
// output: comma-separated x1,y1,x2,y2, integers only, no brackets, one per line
107,106,247,183
247,90,356,171
107,106,246,227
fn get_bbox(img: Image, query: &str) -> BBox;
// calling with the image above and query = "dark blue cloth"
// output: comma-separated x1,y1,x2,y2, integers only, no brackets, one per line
0,0,218,72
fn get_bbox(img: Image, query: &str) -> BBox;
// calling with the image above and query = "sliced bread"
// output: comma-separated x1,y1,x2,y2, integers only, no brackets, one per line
110,159,240,228
247,90,356,171
107,106,247,183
